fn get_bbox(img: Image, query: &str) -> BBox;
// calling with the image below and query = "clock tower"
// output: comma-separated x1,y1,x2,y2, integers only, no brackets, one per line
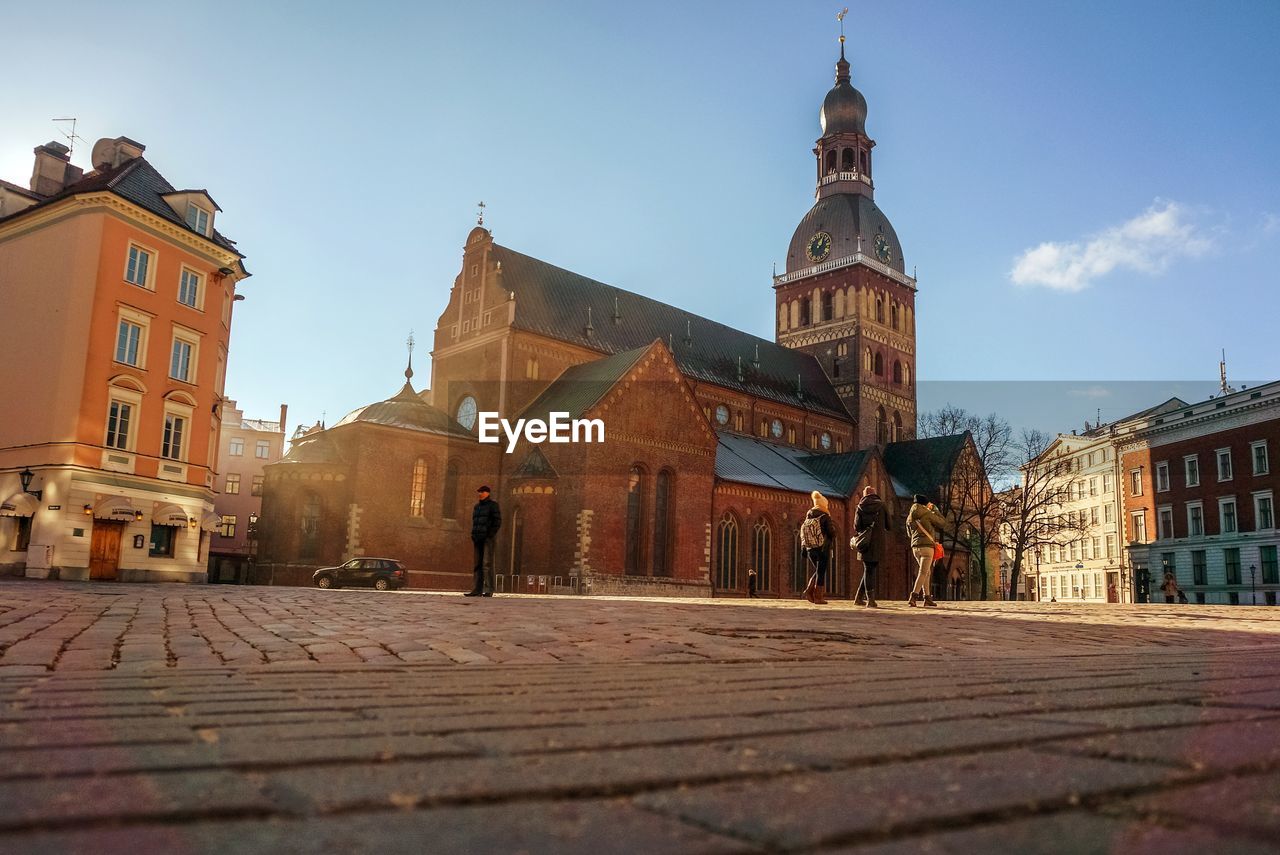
774,40,917,448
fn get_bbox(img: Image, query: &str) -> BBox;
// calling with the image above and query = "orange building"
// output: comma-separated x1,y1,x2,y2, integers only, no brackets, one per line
0,137,250,582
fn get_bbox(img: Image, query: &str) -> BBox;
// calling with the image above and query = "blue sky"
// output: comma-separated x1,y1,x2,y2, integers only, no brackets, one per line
3,0,1277,434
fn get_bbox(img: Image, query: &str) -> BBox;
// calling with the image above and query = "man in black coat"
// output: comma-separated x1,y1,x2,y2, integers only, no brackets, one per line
466,485,502,597
853,485,891,608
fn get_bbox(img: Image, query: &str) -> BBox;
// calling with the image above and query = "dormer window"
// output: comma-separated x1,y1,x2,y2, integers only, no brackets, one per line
186,204,210,236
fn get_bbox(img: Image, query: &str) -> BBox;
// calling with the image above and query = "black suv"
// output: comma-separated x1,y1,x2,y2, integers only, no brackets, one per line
312,558,406,591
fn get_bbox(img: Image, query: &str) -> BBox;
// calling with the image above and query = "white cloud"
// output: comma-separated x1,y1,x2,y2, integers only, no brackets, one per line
1010,200,1211,292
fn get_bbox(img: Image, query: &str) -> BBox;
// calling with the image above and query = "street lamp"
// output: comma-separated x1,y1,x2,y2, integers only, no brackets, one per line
18,468,41,502
1250,564,1257,605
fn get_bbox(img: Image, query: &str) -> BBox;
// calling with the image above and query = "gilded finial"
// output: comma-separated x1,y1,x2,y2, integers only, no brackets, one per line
476,200,486,226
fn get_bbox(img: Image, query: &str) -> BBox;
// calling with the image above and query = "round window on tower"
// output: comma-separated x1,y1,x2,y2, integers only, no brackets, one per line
456,395,478,431
715,405,730,425
771,419,784,438
821,432,832,450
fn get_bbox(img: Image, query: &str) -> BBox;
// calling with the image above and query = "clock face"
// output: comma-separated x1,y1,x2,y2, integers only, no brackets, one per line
456,395,478,431
806,231,833,263
821,432,832,450
770,419,784,438
873,233,892,264
715,405,730,425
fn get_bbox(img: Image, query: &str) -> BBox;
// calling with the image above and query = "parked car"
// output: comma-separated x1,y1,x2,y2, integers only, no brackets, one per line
313,558,407,591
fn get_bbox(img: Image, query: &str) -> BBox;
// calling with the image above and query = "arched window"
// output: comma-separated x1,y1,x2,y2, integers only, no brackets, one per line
625,466,646,575
508,506,524,576
904,363,912,387
893,360,903,385
753,519,772,592
891,304,899,329
821,291,833,322
825,149,837,174
442,461,459,519
299,493,320,560
778,304,788,332
873,352,884,376
841,148,854,171
876,297,885,323
860,150,869,174
791,526,806,594
409,457,428,517
893,411,903,443
864,347,873,373
800,298,811,326
834,289,845,318
790,299,800,328
525,358,539,380
716,512,740,591
876,407,888,445
652,470,673,577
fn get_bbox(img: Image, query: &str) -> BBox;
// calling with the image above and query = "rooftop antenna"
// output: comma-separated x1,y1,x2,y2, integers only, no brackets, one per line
476,200,486,226
52,118,86,156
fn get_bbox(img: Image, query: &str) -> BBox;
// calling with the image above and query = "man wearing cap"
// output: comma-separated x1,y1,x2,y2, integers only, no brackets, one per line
466,485,502,597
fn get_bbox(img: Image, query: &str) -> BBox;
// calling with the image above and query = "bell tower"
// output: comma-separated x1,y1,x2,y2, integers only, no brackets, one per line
774,33,918,448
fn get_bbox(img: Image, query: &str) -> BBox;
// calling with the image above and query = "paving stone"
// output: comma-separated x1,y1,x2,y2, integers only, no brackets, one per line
1049,717,1280,772
1113,770,1280,836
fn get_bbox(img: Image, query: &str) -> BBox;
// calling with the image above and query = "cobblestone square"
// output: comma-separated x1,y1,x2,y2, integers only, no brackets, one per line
2,579,1279,853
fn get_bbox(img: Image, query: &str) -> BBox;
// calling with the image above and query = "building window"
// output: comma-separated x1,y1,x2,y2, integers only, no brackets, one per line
299,493,320,560
1255,492,1275,530
1104,503,1114,523
162,413,186,460
1131,511,1147,543
1184,455,1200,487
125,245,152,287
115,320,142,365
148,524,175,557
1225,547,1241,585
1103,472,1113,493
442,462,459,520
1262,545,1279,585
186,203,210,235
229,437,244,456
105,400,133,450
1217,448,1233,481
1252,441,1270,475
1219,497,1237,533
178,268,202,309
1089,477,1098,497
255,440,270,459
1106,533,1116,558
716,512,739,591
409,457,428,517
251,475,264,497
821,291,833,321
1187,502,1204,537
1192,550,1207,586
1155,462,1170,492
891,304,899,329
525,358,539,380
892,361,903,384
220,515,237,538
652,470,673,578
1130,469,1143,496
224,473,241,495
873,352,884,376
875,297,884,323
625,466,646,575
170,338,195,382
1157,506,1174,540
752,519,772,592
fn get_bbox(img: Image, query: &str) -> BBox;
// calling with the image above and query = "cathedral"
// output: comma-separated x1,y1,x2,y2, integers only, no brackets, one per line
257,43,974,600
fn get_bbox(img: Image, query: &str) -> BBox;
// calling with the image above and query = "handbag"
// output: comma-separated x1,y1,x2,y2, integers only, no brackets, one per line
932,542,944,562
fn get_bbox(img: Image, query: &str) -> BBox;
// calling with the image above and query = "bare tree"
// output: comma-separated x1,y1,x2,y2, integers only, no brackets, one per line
1000,428,1091,600
917,407,1011,600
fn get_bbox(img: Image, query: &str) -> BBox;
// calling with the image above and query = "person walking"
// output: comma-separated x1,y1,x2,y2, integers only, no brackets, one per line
1161,571,1180,605
906,493,947,608
852,485,890,609
800,491,836,605
465,485,501,597
747,569,758,598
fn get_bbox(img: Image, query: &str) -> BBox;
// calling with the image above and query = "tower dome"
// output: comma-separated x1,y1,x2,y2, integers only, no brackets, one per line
820,53,867,136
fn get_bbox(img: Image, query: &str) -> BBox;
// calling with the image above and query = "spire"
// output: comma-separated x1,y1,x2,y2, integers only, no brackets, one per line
835,7,850,83
404,331,415,381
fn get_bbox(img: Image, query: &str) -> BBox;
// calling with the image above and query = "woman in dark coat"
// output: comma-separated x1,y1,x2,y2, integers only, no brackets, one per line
852,485,891,608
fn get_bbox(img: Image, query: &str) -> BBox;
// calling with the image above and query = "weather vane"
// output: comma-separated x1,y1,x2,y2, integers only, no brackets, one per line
476,200,485,226
837,7,848,45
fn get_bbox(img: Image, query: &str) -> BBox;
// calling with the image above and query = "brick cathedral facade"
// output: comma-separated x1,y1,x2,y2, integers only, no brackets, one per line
257,47,967,600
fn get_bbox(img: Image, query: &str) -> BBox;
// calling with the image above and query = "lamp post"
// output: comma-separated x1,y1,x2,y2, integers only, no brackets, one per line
1250,564,1257,605
18,468,41,502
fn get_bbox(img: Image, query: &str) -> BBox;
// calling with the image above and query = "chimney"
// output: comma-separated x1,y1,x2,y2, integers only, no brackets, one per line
278,404,288,437
29,142,83,196
89,136,145,171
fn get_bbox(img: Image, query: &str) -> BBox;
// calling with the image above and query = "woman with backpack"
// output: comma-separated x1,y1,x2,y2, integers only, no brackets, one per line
852,485,890,608
800,491,836,604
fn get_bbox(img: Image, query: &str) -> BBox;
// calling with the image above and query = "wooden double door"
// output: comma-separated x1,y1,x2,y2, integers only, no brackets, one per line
89,521,125,581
